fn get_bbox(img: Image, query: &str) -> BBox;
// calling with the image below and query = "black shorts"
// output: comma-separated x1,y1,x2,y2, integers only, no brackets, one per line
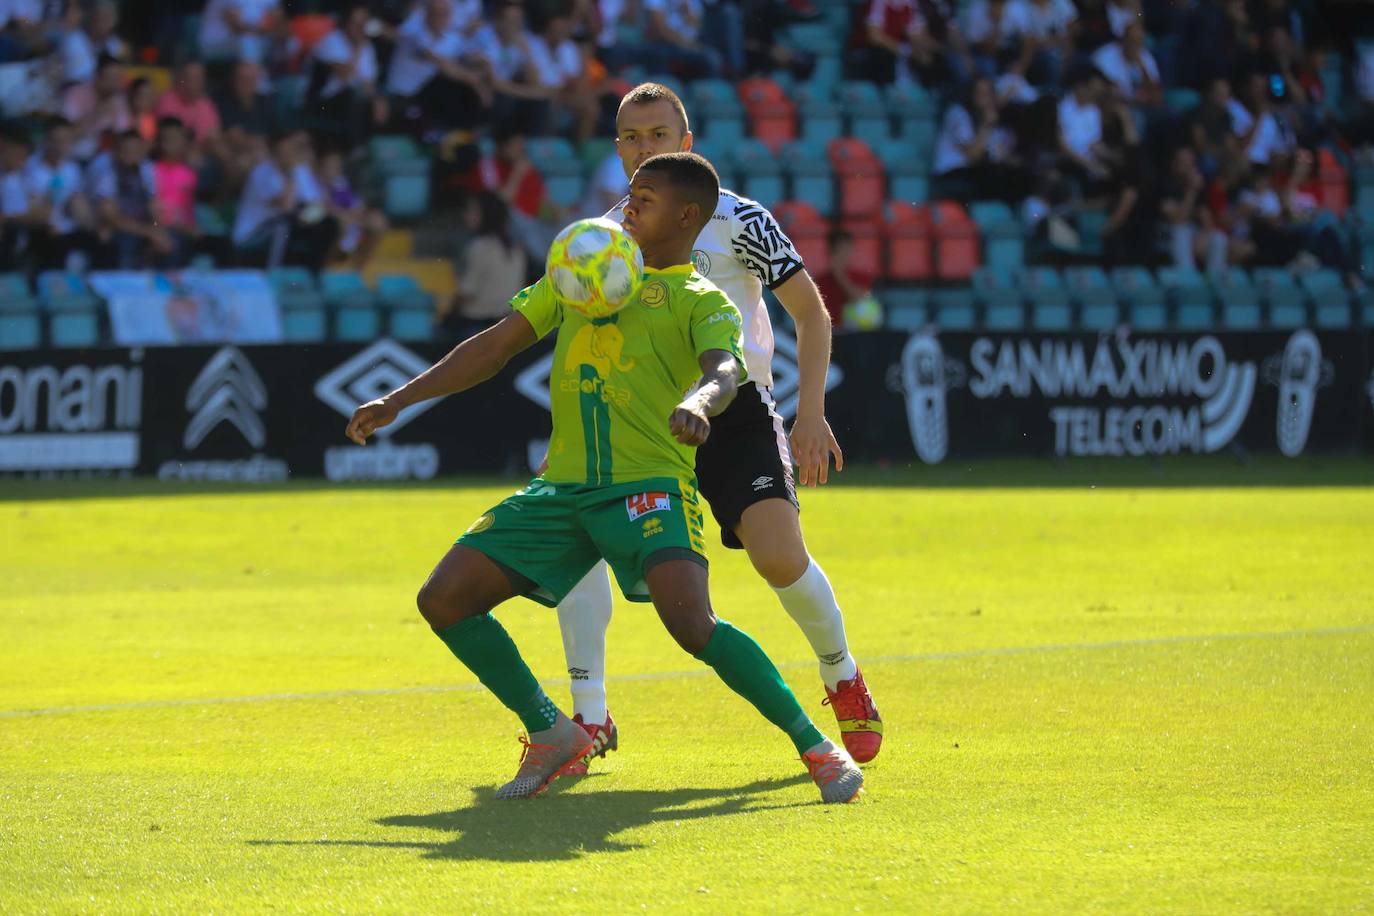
695,382,799,549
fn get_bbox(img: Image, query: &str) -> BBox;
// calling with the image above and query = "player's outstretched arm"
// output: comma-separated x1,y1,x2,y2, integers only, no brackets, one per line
669,350,740,446
345,313,538,444
774,270,845,487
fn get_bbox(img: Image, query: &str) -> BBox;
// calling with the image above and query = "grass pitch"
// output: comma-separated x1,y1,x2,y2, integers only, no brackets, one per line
2,458,1372,913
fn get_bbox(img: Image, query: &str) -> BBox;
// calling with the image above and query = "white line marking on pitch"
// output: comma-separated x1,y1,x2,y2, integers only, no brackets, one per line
2,623,1370,720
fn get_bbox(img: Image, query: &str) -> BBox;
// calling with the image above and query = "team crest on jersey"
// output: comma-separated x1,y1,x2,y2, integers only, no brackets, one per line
692,249,712,276
640,281,667,308
626,491,671,521
466,512,495,534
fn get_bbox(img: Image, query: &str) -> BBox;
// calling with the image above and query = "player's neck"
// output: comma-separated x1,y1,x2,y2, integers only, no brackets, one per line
641,240,694,271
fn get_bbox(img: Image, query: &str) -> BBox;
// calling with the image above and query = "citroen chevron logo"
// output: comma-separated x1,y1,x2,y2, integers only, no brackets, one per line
314,340,434,438
184,346,267,450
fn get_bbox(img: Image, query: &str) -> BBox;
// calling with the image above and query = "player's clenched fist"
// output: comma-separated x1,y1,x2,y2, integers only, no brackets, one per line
346,398,400,445
668,402,711,446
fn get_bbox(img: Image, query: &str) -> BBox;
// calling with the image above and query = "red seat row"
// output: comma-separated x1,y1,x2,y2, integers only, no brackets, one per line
772,200,981,281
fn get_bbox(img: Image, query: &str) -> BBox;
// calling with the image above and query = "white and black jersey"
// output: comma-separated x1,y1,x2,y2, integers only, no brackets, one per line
607,187,805,388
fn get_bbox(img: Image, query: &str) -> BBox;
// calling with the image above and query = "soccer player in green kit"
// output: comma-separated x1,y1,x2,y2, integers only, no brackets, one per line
345,152,864,803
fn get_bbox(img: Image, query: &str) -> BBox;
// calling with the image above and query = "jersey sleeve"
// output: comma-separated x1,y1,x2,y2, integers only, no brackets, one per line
509,275,563,340
729,198,805,290
688,287,747,383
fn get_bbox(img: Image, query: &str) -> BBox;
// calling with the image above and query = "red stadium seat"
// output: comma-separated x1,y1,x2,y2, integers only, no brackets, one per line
748,104,798,152
840,219,884,277
930,201,979,280
885,203,932,281
827,139,885,220
736,77,788,107
773,200,827,233
1317,149,1349,216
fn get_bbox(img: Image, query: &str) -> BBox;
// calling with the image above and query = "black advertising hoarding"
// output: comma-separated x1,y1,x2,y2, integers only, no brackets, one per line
858,328,1373,463
1,330,1371,478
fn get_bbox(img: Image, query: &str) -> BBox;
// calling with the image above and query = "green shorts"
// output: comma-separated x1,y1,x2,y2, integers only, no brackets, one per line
457,476,708,607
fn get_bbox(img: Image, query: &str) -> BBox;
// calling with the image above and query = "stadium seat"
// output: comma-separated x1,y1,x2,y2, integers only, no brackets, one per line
773,200,830,275
800,100,844,146
1079,302,1121,330
987,302,1026,330
36,271,97,312
1031,303,1072,331
781,142,835,216
736,139,785,207
1317,149,1349,216
1127,301,1168,330
1075,207,1108,258
880,286,929,330
194,203,230,238
1220,302,1262,330
1313,298,1351,329
282,308,327,343
699,111,747,148
840,218,883,277
1111,266,1166,310
544,173,584,208
690,78,742,110
691,137,737,188
0,313,40,349
884,83,938,121
1175,302,1217,330
1266,301,1308,329
333,306,380,342
1158,266,1212,310
841,80,891,148
828,139,885,220
930,201,978,280
579,138,615,177
1213,266,1258,310
970,201,1023,274
388,307,433,341
0,273,36,312
930,289,976,329
48,310,98,347
268,266,319,303
1018,267,1071,314
376,274,434,311
739,77,797,151
972,267,1021,321
383,170,431,219
321,271,374,309
884,202,933,282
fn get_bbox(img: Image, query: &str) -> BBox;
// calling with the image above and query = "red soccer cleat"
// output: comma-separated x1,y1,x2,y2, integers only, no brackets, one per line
564,712,619,776
823,669,883,763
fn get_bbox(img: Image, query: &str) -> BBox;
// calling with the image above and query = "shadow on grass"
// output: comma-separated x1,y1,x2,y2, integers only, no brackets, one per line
248,773,813,863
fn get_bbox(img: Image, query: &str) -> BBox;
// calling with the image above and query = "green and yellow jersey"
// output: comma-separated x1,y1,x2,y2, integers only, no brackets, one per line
513,264,746,486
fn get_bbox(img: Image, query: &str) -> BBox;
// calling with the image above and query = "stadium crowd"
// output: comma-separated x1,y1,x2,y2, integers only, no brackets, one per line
0,0,1368,333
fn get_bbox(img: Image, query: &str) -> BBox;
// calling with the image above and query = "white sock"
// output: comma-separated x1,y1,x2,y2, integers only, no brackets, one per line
556,561,614,723
772,559,858,690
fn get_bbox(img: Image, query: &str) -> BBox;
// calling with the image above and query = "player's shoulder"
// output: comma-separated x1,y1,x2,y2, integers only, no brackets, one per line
717,186,786,232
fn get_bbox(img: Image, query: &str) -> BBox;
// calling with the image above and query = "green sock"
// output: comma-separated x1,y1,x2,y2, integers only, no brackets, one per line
695,619,825,755
436,615,558,734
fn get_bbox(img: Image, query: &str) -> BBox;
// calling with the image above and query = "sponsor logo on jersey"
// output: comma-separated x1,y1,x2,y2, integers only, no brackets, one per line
640,281,668,308
642,517,664,538
751,475,773,491
627,491,671,521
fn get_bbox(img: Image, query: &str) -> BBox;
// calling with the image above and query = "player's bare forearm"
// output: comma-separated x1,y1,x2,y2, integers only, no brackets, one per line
345,314,536,444
774,270,844,485
670,350,739,446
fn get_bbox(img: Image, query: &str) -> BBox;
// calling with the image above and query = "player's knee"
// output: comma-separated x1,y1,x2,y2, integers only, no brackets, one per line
416,578,465,629
663,608,717,655
747,544,809,589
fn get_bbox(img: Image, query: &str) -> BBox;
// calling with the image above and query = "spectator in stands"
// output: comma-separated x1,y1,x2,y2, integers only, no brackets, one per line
1159,145,1229,275
476,123,556,261
701,0,746,78
640,0,722,78
1230,71,1295,167
740,0,815,80
932,76,1031,201
317,148,387,268
0,131,33,268
814,230,874,328
89,129,173,268
385,0,491,135
23,118,97,269
308,4,389,146
574,0,631,54
960,0,1031,79
1105,0,1140,37
1021,0,1076,87
128,78,159,143
1091,21,1161,111
62,54,131,161
526,12,599,139
1236,156,1357,284
0,2,43,63
232,129,338,270
215,60,275,193
863,0,940,86
1189,76,1240,181
58,1,124,84
472,1,545,130
440,190,528,335
155,61,223,150
1057,68,1109,182
151,118,200,246
199,0,285,64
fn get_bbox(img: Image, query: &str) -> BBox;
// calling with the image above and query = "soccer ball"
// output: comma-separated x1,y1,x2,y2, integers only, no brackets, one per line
546,217,645,319
843,295,885,330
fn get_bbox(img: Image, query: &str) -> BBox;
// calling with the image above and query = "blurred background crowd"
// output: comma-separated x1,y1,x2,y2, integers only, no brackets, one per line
0,0,1370,340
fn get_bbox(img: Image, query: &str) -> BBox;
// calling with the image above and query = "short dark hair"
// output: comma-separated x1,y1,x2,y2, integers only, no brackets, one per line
637,152,719,229
619,82,690,135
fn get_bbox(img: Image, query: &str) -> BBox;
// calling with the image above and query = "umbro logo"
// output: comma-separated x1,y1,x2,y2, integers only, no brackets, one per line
568,667,590,680
315,340,433,438
751,476,773,491
184,346,267,450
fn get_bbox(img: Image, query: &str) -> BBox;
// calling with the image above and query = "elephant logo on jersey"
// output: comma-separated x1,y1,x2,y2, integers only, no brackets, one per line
565,321,636,377
691,249,712,276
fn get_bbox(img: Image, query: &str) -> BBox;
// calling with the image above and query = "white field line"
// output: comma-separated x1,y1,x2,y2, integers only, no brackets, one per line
3,623,1371,720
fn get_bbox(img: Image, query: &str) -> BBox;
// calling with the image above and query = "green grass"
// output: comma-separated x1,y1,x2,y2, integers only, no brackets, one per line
2,460,1373,912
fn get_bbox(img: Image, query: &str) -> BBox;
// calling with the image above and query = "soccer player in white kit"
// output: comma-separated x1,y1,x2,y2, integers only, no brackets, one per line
558,83,883,771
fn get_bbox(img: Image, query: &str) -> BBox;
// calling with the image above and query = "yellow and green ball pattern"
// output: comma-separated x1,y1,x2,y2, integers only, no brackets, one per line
546,217,645,319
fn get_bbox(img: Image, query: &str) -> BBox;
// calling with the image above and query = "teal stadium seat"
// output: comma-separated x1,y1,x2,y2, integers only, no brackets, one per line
736,139,785,208
931,289,976,329
334,307,380,342
881,287,929,330
321,271,374,310
0,313,40,349
49,311,100,347
781,141,834,216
